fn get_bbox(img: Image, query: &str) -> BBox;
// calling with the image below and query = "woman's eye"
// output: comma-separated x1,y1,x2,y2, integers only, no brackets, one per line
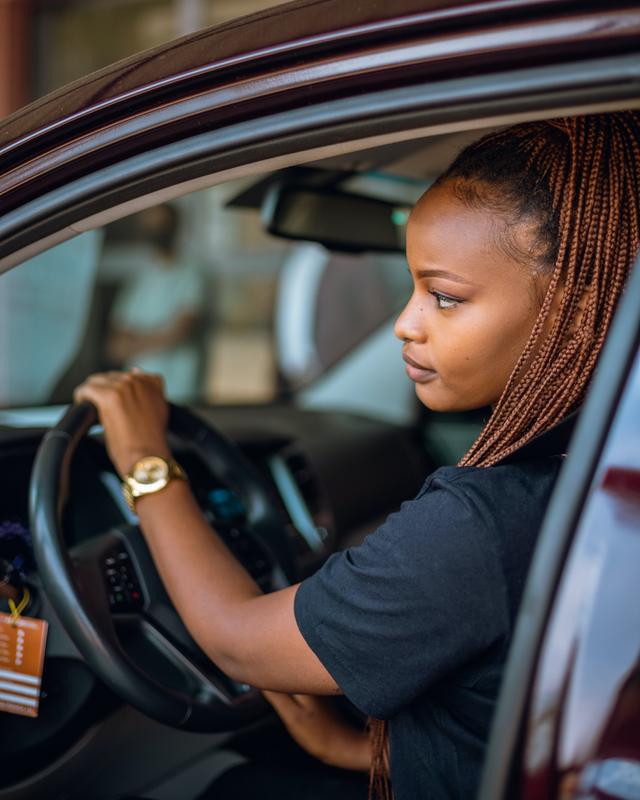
430,291,460,310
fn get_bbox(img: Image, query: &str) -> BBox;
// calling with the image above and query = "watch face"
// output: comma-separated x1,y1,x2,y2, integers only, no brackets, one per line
132,456,169,486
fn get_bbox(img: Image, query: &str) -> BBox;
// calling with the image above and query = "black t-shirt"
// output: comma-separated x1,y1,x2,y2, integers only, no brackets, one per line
294,416,575,799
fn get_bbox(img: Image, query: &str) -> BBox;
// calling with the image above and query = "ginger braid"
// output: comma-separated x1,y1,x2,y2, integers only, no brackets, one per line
367,111,640,800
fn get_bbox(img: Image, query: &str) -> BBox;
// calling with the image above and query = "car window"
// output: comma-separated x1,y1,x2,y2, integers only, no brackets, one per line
0,230,103,407
0,174,414,410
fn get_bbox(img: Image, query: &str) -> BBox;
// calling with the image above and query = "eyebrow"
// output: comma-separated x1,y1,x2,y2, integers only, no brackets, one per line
414,268,478,286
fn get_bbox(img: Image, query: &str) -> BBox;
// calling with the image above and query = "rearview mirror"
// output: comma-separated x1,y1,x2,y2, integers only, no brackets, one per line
261,183,410,253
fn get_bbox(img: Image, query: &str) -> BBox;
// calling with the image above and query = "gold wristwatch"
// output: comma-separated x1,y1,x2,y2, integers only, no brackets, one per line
122,455,187,512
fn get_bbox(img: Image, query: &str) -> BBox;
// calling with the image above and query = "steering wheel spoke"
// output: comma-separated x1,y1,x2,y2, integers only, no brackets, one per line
70,528,142,616
115,613,259,706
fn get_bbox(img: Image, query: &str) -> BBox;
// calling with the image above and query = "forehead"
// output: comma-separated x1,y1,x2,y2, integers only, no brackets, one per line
406,183,529,286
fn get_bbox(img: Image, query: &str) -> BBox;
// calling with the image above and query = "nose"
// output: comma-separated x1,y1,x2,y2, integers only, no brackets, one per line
394,291,426,344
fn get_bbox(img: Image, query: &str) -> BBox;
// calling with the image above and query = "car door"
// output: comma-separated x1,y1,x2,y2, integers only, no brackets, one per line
480,252,640,799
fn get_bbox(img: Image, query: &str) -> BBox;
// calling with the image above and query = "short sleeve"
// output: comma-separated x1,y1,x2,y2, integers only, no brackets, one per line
294,468,510,719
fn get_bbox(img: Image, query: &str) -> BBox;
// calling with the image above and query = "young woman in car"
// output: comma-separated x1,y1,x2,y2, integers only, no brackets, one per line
75,111,640,800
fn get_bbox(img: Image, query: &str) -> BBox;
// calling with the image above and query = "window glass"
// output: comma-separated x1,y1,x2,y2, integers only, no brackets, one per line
0,230,103,407
0,173,414,409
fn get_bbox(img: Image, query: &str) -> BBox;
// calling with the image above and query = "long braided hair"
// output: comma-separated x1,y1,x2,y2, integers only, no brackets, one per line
367,111,640,799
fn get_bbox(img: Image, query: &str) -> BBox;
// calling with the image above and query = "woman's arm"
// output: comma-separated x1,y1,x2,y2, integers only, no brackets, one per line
132,478,338,693
263,692,371,772
73,370,340,695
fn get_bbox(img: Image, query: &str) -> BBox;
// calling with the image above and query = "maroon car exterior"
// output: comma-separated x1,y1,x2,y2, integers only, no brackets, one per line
479,280,640,799
0,1,639,798
525,372,640,797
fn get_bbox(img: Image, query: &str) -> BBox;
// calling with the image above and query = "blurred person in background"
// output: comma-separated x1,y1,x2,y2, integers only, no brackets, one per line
107,203,204,401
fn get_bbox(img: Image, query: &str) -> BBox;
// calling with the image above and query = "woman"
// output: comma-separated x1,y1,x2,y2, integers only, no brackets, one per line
76,112,640,799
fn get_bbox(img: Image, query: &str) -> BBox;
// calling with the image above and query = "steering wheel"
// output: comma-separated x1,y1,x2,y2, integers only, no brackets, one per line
29,402,297,732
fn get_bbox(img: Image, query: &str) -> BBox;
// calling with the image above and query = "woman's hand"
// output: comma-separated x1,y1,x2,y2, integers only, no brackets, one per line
73,370,171,477
262,691,371,772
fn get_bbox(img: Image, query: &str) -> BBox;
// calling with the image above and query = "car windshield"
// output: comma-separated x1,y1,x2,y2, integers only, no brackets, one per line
0,170,420,410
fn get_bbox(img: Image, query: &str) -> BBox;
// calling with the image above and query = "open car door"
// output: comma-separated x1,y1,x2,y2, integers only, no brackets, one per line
480,252,640,799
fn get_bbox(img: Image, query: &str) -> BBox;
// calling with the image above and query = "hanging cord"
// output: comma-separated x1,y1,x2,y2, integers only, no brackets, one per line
8,587,30,626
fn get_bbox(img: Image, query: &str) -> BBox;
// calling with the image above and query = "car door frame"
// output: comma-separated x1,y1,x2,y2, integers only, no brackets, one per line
479,252,640,799
1,52,639,274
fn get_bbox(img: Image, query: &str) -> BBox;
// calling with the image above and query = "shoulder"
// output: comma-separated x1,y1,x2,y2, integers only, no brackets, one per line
402,459,564,577
423,456,565,490
416,458,564,521
363,458,566,567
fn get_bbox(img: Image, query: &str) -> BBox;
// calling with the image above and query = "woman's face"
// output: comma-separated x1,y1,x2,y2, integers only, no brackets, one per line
395,182,549,412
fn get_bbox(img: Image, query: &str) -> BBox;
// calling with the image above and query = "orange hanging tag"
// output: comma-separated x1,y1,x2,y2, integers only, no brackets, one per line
0,593,48,718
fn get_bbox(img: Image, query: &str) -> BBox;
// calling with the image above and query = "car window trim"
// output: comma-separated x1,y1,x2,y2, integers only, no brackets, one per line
1,52,639,273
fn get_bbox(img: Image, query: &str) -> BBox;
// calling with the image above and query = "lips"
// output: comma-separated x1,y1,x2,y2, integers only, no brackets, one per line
403,352,437,383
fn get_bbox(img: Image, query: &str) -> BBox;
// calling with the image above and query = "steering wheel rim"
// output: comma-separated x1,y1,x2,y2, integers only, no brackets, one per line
29,401,296,731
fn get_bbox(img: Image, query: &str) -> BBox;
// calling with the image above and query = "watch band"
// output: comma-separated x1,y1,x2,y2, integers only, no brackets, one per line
122,457,187,512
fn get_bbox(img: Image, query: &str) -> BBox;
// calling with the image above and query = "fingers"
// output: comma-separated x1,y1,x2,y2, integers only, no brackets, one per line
72,370,170,476
74,370,164,407
73,374,118,407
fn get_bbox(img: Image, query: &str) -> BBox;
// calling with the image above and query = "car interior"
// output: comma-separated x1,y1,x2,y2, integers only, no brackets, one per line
0,107,635,799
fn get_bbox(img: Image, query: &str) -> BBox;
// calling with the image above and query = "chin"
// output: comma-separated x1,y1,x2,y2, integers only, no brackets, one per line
415,384,454,412
415,384,484,414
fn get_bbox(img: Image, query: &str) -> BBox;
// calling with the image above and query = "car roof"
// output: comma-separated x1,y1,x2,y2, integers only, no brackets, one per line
0,0,617,159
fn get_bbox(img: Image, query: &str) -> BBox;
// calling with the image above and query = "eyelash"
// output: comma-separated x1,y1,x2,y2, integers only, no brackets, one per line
429,290,461,310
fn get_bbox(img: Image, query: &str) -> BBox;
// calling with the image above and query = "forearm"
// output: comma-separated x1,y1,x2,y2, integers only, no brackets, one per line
263,690,371,773
133,478,337,694
319,725,371,772
135,478,264,670
130,326,184,352
75,371,338,695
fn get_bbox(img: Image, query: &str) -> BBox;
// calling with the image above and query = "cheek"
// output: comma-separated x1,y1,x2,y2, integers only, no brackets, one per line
431,302,538,402
433,311,506,373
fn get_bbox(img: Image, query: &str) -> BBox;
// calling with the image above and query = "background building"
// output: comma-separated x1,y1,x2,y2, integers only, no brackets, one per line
0,0,289,117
